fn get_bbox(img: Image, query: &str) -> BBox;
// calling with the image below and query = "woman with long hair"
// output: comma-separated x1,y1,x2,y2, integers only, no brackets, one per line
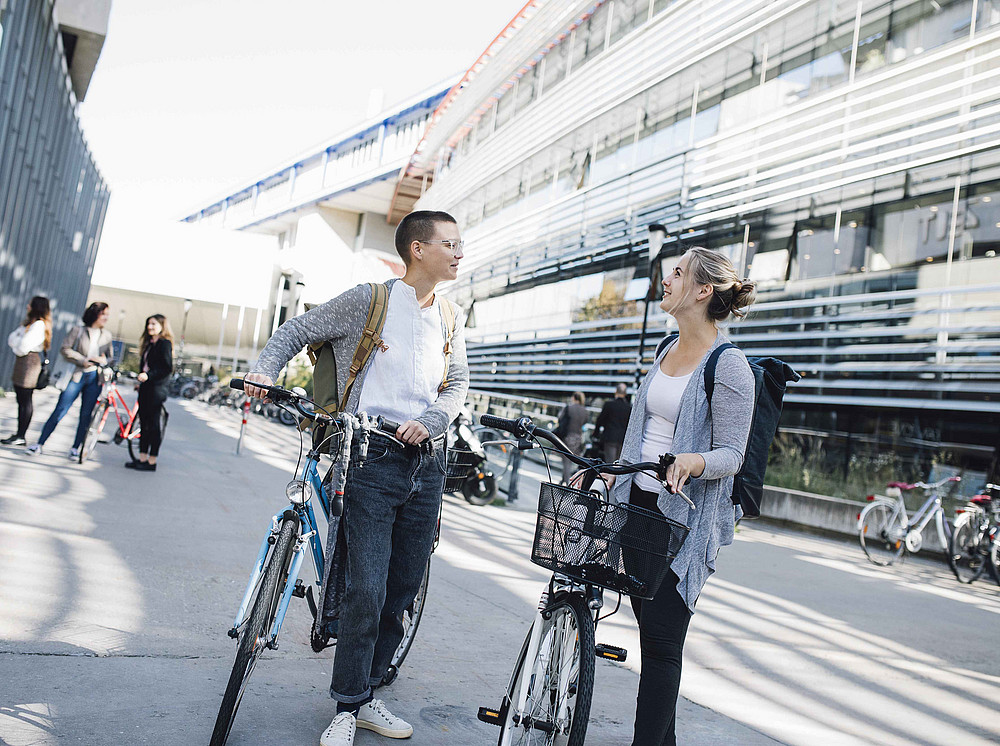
603,247,757,746
125,314,173,471
27,302,113,458
3,296,53,446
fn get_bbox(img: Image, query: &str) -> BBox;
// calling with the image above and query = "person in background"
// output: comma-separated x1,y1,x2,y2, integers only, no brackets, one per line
26,302,113,458
595,382,631,463
126,314,173,472
3,296,52,446
557,390,588,484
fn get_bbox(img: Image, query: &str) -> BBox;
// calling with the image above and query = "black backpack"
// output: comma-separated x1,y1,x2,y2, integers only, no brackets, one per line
655,336,800,517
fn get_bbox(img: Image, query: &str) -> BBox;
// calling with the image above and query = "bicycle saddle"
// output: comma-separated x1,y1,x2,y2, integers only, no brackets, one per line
970,495,993,505
887,481,917,491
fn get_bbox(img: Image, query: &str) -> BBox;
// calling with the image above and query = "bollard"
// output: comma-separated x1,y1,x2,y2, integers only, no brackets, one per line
236,399,250,455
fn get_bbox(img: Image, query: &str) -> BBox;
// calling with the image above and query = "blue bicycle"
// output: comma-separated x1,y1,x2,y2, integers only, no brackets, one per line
209,379,436,746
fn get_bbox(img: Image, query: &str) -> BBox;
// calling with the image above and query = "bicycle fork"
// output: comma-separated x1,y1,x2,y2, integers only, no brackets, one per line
228,513,316,647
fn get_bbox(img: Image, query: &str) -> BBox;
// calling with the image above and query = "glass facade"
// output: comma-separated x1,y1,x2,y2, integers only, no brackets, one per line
0,0,110,385
417,0,1000,492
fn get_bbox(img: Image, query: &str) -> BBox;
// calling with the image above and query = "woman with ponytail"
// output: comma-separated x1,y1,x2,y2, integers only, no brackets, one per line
125,314,173,471
587,247,757,745
3,297,53,446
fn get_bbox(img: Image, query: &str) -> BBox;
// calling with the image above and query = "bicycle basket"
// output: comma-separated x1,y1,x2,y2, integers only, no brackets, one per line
531,483,689,599
445,447,480,493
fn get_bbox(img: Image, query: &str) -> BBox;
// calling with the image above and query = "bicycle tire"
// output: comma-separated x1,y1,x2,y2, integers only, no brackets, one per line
948,513,986,584
859,502,905,566
127,404,168,461
210,517,298,746
381,558,431,687
498,593,595,746
79,401,109,464
989,533,1000,587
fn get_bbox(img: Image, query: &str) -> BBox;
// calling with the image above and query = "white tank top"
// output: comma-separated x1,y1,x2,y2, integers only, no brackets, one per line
634,367,692,493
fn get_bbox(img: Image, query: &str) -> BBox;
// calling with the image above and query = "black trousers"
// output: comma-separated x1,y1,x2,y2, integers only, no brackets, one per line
14,385,33,438
137,386,166,457
629,483,692,746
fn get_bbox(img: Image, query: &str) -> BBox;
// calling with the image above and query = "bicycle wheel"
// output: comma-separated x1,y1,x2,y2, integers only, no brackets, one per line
948,513,986,584
79,401,109,464
859,503,905,566
989,532,1000,587
498,593,595,746
381,558,431,687
127,404,168,461
210,517,298,746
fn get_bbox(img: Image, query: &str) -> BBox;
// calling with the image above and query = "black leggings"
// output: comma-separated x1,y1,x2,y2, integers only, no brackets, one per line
138,388,166,457
14,385,34,438
629,483,692,746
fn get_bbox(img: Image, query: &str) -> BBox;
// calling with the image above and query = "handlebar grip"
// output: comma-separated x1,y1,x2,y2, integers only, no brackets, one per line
378,417,401,435
480,414,520,433
229,378,245,391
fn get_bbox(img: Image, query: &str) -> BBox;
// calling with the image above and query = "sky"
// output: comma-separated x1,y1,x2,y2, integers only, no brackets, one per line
83,0,528,307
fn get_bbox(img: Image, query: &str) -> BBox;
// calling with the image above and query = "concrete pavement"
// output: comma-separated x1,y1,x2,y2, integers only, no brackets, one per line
1,390,998,745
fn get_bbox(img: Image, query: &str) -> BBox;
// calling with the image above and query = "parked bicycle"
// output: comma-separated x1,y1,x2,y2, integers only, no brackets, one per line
475,413,688,746
78,365,168,464
948,483,1000,585
857,476,959,566
209,379,436,746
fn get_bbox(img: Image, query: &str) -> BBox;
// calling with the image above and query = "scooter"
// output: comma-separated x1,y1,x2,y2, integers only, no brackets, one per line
448,408,498,506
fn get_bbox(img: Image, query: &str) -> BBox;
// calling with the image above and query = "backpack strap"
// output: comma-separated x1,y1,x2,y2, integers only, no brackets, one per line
655,332,679,361
437,298,458,393
338,282,389,411
703,342,737,456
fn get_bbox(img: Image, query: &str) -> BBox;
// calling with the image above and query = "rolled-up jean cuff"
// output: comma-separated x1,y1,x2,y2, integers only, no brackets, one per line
330,685,372,704
368,674,384,689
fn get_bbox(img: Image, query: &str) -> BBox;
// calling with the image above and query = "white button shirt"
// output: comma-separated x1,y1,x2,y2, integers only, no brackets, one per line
358,280,447,425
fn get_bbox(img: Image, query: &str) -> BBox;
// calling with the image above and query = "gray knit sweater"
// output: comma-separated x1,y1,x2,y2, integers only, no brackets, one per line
610,330,755,612
251,279,469,438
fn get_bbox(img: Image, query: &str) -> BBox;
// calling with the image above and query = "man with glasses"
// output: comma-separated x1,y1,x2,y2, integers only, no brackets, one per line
244,210,468,746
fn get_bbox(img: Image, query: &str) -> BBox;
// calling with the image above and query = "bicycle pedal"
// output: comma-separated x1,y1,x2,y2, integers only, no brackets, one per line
227,627,239,639
596,643,628,662
477,706,503,727
291,579,306,598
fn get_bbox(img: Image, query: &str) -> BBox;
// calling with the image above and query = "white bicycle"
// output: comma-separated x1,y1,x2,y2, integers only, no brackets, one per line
475,414,689,746
858,476,960,566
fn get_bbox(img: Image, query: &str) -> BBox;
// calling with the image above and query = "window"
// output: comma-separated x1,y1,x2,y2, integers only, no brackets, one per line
543,42,569,93
572,3,611,69
609,0,647,46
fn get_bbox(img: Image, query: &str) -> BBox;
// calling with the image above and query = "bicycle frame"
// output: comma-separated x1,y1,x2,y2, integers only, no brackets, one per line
871,490,948,550
104,383,140,440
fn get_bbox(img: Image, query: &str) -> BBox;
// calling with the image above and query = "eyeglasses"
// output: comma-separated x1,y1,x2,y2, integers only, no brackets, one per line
419,239,465,254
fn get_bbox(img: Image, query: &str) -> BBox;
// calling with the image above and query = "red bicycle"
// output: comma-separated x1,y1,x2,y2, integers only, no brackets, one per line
79,366,168,464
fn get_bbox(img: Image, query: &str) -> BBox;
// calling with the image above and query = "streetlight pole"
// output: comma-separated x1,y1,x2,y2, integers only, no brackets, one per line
634,223,667,391
180,298,192,373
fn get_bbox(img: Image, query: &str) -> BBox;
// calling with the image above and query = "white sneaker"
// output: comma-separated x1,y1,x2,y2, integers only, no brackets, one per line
24,443,42,456
68,446,81,460
356,699,413,739
320,712,356,746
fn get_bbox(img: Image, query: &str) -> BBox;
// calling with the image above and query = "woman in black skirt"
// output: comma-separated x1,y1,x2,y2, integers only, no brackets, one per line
126,314,173,472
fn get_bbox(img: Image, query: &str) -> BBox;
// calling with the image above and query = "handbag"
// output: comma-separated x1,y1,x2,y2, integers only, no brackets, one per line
35,347,50,390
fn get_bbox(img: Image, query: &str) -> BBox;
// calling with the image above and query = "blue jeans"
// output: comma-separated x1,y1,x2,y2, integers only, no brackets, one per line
38,370,101,448
330,431,446,704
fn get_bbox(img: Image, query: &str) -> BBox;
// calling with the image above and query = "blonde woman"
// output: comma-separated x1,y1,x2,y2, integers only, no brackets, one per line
611,247,756,746
3,296,52,446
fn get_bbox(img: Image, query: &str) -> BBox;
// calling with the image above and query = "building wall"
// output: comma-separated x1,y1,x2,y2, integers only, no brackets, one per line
418,0,1000,489
0,0,110,385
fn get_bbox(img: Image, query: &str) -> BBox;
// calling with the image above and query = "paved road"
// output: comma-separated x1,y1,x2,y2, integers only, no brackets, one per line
1,391,998,746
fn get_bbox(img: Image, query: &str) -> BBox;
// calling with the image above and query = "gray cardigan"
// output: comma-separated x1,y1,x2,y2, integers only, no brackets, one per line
610,330,755,613
251,279,469,439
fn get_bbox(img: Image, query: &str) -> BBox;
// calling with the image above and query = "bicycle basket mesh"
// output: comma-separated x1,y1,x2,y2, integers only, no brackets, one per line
444,447,479,493
531,483,689,599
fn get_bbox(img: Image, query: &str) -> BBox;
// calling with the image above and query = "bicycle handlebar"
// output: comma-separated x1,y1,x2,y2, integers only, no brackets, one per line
480,413,677,494
229,378,400,435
